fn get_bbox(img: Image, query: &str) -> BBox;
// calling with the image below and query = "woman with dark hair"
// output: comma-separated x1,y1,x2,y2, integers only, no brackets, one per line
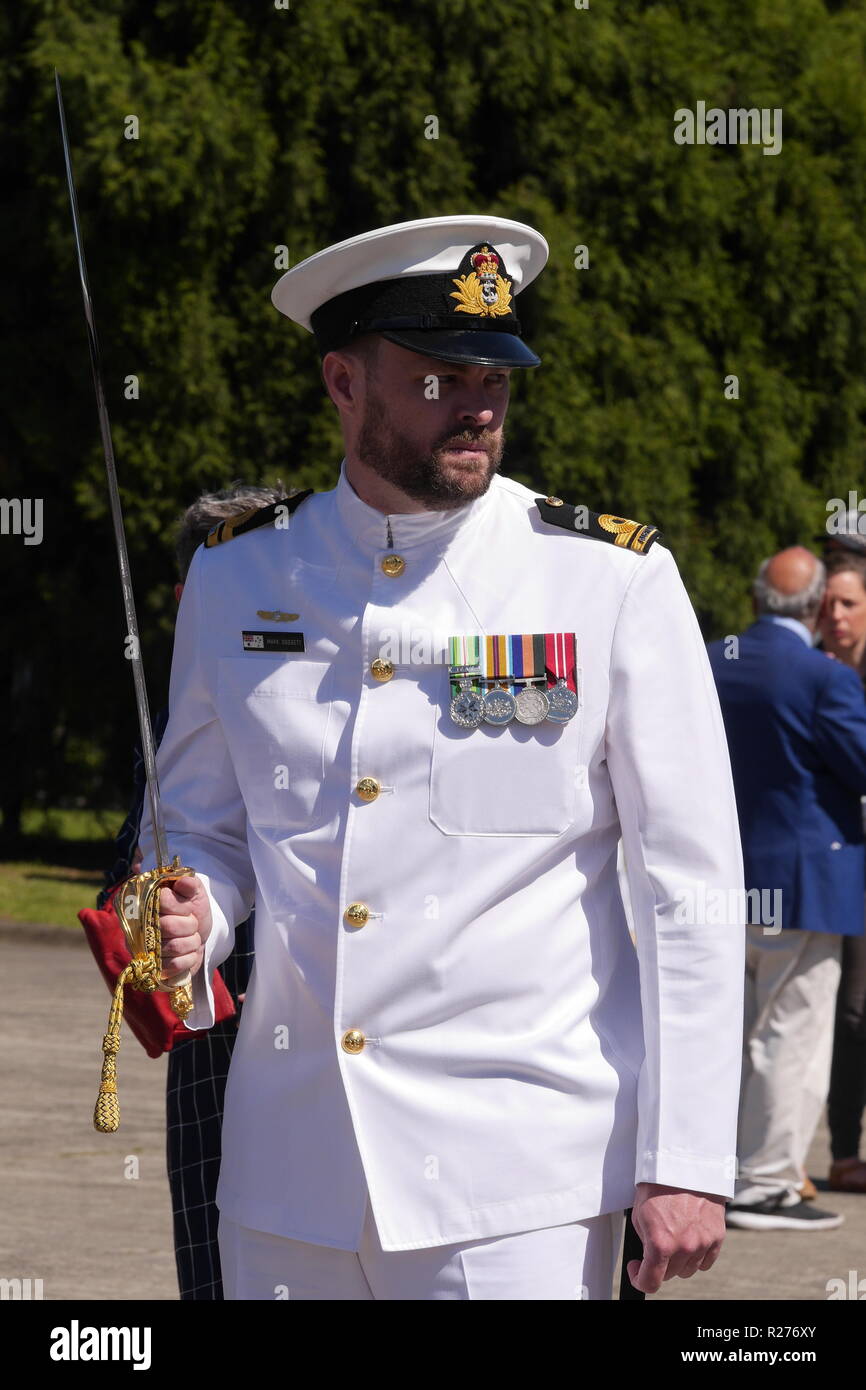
819,551,866,1192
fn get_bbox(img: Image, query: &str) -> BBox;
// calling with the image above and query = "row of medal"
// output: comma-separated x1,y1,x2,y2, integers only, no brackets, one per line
448,633,579,728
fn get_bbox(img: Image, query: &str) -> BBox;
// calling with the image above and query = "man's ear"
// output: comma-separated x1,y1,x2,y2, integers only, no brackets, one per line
322,349,363,413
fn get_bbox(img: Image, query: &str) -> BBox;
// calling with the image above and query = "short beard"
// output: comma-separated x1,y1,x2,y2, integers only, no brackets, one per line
356,381,505,508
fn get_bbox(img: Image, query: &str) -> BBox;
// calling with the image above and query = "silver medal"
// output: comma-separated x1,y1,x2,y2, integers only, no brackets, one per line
449,673,484,728
514,682,550,725
546,677,579,723
481,683,516,725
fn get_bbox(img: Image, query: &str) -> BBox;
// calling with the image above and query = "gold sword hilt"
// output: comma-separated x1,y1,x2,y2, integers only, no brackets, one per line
94,856,195,1133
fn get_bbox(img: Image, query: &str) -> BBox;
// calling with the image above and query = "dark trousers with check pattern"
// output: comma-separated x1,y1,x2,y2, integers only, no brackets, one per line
166,916,254,1300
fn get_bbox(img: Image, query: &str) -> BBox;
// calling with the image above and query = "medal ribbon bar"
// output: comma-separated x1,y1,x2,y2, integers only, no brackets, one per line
448,633,578,695
544,632,578,691
448,634,481,695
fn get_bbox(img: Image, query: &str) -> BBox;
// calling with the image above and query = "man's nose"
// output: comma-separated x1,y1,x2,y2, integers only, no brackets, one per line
455,396,495,426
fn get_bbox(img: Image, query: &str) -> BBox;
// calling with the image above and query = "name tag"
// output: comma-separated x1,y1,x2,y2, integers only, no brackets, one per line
242,631,306,653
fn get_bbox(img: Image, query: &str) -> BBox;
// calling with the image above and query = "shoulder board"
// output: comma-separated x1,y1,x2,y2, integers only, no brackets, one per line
534,495,663,555
205,489,314,548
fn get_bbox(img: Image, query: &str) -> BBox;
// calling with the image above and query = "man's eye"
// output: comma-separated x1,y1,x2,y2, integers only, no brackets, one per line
426,372,507,385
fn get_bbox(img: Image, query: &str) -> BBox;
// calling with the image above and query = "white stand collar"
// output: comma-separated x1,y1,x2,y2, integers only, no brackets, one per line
334,457,494,553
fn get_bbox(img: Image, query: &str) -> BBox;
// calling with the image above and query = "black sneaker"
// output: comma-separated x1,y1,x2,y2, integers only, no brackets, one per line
726,1193,843,1231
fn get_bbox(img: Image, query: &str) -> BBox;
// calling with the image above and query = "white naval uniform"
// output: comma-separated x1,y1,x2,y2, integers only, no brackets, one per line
140,462,745,1255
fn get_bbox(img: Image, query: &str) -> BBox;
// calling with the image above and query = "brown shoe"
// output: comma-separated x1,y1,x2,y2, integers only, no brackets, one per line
799,1176,818,1201
828,1158,866,1193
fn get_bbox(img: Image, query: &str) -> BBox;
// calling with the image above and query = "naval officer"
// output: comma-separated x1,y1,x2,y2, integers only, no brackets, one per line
141,215,745,1300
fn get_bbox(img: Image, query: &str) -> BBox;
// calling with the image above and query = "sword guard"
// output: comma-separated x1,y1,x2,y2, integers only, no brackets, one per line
95,857,196,1132
114,855,196,1018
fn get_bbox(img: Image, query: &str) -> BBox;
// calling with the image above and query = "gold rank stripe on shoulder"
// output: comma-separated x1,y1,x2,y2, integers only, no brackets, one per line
205,489,315,548
533,496,663,554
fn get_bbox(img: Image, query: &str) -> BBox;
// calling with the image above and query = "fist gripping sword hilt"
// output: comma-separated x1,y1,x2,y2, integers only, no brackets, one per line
93,859,195,1134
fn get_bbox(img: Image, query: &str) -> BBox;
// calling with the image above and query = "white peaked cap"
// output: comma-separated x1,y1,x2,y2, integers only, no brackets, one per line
271,215,549,368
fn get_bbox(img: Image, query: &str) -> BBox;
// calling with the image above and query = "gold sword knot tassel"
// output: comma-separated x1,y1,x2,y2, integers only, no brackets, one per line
93,856,194,1133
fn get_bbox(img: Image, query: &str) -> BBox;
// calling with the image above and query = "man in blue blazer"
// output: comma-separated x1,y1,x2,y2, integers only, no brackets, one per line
708,546,866,1230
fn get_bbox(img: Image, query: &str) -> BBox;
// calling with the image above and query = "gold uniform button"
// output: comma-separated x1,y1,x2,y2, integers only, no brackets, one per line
546,495,564,506
370,658,394,682
380,554,406,577
344,902,370,928
355,777,381,802
342,1029,366,1054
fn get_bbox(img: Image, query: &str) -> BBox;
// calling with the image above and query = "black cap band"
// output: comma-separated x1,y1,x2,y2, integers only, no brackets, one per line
311,241,527,358
311,275,521,355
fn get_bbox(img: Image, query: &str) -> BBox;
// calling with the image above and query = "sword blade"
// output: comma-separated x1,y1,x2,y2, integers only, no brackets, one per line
56,72,169,868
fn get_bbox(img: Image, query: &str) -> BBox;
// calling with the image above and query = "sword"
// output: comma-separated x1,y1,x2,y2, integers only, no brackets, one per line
56,72,194,1133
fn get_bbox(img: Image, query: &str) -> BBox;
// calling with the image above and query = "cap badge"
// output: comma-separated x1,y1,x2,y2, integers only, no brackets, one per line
450,244,513,318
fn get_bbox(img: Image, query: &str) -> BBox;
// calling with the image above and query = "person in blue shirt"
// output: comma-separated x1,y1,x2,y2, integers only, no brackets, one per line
708,546,866,1230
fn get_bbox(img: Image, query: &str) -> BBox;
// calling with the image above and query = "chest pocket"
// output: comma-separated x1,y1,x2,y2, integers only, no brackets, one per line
215,656,334,830
428,671,584,836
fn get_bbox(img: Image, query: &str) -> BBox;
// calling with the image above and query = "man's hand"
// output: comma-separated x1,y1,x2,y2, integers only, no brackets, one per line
626,1182,726,1295
158,874,212,984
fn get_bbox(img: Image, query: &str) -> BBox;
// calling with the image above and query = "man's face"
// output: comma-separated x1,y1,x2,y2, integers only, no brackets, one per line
353,339,512,508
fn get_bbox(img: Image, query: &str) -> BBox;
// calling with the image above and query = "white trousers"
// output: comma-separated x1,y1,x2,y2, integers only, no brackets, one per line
219,1197,626,1300
736,925,842,1204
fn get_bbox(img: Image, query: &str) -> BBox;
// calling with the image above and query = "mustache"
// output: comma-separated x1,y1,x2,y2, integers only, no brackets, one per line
434,429,497,450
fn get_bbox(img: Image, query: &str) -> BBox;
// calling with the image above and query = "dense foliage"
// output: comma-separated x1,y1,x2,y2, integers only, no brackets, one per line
2,0,865,836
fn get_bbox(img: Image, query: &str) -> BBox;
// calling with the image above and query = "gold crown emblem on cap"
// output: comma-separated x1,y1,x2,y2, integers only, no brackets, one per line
471,247,500,276
451,242,512,319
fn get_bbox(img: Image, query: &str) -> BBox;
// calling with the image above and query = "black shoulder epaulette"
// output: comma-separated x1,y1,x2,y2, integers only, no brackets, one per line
534,495,663,555
205,489,314,548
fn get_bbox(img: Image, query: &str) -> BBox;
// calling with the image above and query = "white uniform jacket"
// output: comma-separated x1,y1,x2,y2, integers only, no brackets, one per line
140,463,745,1252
